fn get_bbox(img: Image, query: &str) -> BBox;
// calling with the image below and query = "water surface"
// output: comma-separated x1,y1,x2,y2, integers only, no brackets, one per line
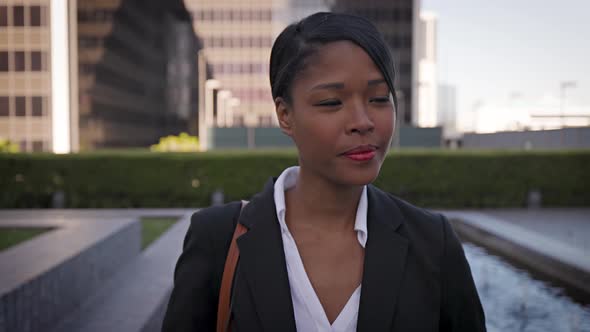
464,243,590,332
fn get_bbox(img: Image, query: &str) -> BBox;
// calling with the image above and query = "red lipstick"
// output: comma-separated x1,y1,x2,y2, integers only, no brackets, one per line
342,145,377,161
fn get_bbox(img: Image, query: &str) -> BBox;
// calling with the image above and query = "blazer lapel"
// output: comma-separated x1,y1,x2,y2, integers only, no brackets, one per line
236,178,297,332
357,185,409,332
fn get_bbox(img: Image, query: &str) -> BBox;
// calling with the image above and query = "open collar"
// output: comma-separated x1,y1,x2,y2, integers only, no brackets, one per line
273,166,368,247
236,178,409,332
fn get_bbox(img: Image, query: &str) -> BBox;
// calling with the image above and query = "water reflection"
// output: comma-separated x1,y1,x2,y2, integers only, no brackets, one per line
463,243,590,332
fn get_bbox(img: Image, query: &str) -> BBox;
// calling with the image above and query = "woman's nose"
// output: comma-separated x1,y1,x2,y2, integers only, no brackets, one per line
346,102,375,135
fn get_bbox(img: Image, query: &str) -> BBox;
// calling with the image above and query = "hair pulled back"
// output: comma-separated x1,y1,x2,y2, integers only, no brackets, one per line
269,12,398,108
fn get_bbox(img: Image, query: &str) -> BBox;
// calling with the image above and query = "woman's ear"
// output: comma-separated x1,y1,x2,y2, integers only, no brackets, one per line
275,97,294,137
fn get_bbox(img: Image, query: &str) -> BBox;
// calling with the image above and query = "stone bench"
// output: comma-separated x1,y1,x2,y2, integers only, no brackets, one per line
49,212,191,332
0,214,141,332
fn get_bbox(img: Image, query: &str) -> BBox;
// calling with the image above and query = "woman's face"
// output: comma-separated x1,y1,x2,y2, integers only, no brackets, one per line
276,40,395,187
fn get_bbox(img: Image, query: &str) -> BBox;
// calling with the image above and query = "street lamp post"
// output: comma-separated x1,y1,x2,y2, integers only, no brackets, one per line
560,81,577,128
508,92,522,131
202,79,221,151
472,100,484,133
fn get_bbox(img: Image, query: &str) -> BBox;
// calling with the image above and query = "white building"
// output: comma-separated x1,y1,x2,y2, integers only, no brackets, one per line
415,11,437,128
438,84,457,137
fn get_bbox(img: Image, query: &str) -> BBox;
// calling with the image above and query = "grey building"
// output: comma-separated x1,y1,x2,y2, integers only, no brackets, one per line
81,0,201,148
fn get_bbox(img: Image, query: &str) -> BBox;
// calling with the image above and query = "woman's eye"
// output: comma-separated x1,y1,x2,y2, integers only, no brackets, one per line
370,96,390,104
314,99,341,107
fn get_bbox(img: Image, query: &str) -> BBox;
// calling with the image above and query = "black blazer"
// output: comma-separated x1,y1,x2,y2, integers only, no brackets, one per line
162,178,486,331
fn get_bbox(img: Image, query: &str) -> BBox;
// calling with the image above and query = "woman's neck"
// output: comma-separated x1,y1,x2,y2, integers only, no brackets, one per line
285,166,364,231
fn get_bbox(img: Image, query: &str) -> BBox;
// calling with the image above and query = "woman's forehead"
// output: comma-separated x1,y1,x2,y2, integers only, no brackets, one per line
295,42,385,86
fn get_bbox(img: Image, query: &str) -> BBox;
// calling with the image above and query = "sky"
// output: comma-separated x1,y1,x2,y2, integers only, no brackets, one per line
421,0,590,132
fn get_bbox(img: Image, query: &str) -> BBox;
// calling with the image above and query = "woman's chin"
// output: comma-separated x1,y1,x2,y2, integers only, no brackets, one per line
331,167,381,187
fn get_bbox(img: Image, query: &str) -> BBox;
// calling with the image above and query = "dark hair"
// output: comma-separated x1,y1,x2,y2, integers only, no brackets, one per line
269,12,398,108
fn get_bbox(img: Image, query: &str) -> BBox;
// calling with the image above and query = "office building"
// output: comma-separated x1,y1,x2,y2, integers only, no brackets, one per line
76,0,200,149
185,0,335,129
415,11,437,127
0,0,200,152
285,0,329,23
0,1,54,152
330,0,417,126
184,0,281,127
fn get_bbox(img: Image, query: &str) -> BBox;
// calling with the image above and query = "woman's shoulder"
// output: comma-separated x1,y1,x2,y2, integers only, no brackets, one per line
185,201,243,251
190,201,243,228
388,193,445,224
371,185,446,226
370,186,450,249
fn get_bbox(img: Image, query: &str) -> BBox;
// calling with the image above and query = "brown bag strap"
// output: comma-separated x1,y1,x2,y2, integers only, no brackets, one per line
217,200,249,332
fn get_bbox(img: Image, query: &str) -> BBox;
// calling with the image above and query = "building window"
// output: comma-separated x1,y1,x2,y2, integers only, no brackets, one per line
252,37,260,47
194,9,272,22
13,6,25,26
78,9,114,23
32,96,44,116
259,115,273,127
222,10,231,21
79,36,101,48
233,115,244,127
252,10,261,21
204,36,272,49
400,63,411,75
213,37,222,48
0,6,8,26
389,36,401,48
14,51,26,71
402,36,412,48
0,52,8,71
0,96,9,116
32,141,43,152
79,63,94,74
30,6,43,26
15,96,26,116
30,51,44,71
403,8,412,22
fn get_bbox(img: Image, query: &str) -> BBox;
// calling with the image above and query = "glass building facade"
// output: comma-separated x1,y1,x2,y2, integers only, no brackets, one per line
0,0,201,152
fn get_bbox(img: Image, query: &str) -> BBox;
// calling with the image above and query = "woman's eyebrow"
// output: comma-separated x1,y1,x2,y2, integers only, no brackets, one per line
310,79,386,91
310,82,345,91
368,78,386,86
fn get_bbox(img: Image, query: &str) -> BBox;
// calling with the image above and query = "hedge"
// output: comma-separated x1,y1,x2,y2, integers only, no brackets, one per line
1,150,588,208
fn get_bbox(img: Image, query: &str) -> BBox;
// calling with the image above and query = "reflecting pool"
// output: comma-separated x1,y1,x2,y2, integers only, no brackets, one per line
464,243,590,332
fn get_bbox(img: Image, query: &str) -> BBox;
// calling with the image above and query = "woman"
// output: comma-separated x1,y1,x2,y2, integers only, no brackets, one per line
162,12,486,332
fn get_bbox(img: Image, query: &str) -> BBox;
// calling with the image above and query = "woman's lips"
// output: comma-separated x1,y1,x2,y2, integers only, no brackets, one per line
342,144,378,161
344,150,376,161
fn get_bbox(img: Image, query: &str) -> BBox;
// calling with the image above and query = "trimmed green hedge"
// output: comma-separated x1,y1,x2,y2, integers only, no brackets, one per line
1,150,588,208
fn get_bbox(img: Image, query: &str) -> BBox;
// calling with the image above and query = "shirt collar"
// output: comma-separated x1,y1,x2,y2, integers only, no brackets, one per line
273,166,368,248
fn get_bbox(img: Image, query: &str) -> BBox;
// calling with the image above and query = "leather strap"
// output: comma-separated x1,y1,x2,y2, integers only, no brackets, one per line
217,201,249,332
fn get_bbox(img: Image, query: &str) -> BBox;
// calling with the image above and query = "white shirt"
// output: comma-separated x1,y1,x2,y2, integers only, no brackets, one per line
273,166,368,332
